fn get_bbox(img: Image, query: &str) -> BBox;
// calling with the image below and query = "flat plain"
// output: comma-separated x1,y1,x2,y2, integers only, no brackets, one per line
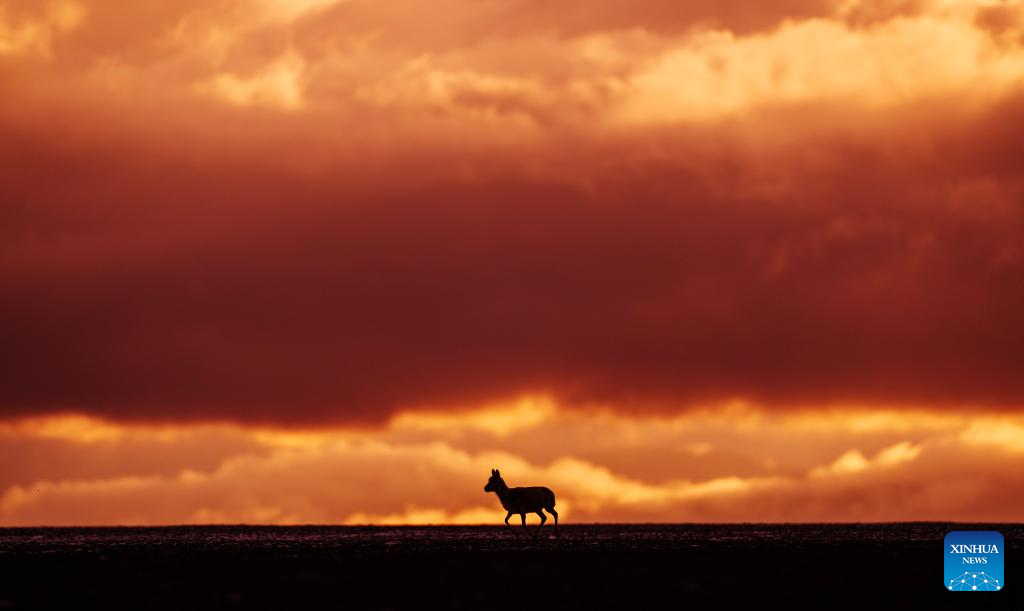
0,524,1019,610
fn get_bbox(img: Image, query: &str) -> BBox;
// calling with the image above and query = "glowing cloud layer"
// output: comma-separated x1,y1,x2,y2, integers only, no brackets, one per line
3,403,1024,525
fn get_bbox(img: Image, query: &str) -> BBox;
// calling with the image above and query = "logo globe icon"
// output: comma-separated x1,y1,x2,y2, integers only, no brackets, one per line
948,572,1000,591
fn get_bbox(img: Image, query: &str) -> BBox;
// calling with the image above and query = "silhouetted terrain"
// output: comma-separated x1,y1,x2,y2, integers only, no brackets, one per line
0,524,1019,609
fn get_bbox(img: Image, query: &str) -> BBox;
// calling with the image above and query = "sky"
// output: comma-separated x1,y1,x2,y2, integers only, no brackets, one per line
1,0,1023,525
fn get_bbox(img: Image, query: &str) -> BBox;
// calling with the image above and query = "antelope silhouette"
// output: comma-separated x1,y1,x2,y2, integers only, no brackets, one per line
484,469,558,539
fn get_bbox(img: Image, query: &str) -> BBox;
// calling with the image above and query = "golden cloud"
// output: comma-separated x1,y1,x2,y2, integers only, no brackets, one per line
2,402,1024,525
0,0,85,56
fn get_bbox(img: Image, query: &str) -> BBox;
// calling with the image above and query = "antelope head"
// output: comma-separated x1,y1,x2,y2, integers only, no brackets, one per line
484,468,503,493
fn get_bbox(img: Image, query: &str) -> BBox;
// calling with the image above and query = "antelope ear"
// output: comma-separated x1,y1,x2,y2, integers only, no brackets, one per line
491,469,496,475
495,469,500,477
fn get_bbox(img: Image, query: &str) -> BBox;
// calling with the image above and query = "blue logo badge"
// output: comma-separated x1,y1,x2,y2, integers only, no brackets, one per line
945,531,1003,591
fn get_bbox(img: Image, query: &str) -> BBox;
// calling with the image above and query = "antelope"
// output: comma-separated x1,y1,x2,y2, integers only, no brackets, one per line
483,469,558,539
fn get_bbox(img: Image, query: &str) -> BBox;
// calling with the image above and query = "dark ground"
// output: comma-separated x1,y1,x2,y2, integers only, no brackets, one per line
0,524,1019,610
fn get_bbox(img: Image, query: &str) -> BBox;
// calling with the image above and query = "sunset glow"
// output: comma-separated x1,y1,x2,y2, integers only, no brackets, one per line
2,0,1024,525
3,402,1024,525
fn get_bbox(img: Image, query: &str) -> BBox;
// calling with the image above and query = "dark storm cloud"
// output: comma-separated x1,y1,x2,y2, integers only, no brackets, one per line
2,97,1023,424
1,0,1023,423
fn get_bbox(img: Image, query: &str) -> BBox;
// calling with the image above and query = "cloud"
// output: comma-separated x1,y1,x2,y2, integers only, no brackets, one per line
344,506,498,525
0,415,269,493
616,11,1024,123
809,440,921,476
960,419,1024,453
195,51,306,110
2,406,1023,524
1,0,1023,425
0,0,85,56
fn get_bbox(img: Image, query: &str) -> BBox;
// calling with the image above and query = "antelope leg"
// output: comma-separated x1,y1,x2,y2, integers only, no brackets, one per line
504,511,521,536
520,513,532,538
535,511,547,540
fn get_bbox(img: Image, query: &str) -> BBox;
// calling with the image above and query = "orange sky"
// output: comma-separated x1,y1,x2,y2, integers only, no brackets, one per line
1,0,1023,524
